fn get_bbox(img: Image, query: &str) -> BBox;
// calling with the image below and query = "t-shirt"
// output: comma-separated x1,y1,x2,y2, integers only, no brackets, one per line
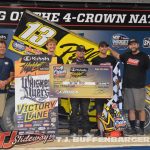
120,51,149,88
50,55,63,64
92,55,117,101
56,56,63,64
92,55,116,69
0,57,14,93
67,58,89,65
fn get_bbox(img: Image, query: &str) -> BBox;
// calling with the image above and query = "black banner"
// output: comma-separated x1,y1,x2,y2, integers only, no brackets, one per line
1,5,150,28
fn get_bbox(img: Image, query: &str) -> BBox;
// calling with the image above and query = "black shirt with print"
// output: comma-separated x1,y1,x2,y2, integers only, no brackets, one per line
67,58,89,65
92,55,116,69
120,51,149,88
56,55,64,64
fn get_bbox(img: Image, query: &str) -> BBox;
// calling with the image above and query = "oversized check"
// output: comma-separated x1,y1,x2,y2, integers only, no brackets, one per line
50,64,113,98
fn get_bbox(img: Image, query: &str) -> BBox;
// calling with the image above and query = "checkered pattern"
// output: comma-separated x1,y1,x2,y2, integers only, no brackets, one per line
112,62,123,109
102,62,123,117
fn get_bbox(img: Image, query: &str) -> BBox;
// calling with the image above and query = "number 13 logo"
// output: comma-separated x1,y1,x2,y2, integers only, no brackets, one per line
19,22,56,47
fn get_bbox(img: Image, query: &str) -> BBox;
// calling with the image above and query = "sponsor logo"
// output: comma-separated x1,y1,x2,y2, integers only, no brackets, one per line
21,76,50,102
29,128,36,131
51,112,57,116
33,124,41,127
53,65,67,77
70,67,88,77
12,41,26,51
24,124,32,127
112,33,129,50
44,120,50,123
143,37,150,48
25,131,35,135
70,67,88,72
17,121,24,124
17,124,24,128
22,55,51,62
17,128,28,131
43,123,50,127
4,62,9,65
47,130,55,134
51,117,57,123
50,123,55,127
114,118,126,129
38,127,46,130
56,90,78,94
0,34,8,40
18,131,25,135
0,131,54,149
127,58,139,66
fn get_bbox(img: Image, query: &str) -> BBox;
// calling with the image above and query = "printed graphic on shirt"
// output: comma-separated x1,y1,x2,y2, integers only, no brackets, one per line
127,58,139,66
100,62,111,66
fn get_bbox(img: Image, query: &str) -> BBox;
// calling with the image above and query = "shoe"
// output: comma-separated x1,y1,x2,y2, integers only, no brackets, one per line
137,128,145,135
83,133,93,137
94,130,101,137
125,128,137,136
70,133,78,138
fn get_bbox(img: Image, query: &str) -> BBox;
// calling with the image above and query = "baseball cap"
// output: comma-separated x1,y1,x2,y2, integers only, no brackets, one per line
99,41,109,47
128,39,138,45
76,45,86,52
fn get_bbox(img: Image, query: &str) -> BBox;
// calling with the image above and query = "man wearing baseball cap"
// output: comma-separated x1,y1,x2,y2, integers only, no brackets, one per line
92,41,117,136
110,38,150,135
67,45,92,137
128,38,138,45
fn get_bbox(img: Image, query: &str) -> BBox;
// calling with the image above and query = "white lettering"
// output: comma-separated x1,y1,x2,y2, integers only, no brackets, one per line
77,13,85,22
116,14,127,23
138,15,147,23
0,11,6,20
129,14,140,23
104,14,116,23
10,11,20,21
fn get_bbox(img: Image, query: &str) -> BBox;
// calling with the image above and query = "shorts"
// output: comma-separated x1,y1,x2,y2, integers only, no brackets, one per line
95,99,107,114
123,88,145,111
0,93,7,117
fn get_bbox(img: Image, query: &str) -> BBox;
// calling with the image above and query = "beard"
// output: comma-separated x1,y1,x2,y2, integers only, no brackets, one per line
131,47,139,53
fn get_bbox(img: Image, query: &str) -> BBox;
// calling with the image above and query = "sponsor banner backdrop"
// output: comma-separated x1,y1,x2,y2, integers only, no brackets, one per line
50,64,113,98
15,55,58,135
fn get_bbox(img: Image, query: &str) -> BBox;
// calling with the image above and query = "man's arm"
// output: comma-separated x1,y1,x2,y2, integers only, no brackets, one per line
109,47,120,60
5,72,14,85
0,72,14,89
143,54,150,70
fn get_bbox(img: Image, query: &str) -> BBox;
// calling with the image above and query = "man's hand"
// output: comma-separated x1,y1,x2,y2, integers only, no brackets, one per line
108,47,120,60
115,79,120,88
0,80,7,89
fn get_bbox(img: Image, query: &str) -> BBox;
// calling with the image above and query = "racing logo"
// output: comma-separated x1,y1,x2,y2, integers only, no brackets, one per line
143,37,150,48
112,33,129,50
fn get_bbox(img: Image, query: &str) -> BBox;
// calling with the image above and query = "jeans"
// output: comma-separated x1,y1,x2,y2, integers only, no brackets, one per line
70,98,90,134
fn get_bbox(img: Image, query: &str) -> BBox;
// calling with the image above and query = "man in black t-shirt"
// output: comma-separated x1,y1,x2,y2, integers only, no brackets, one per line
92,41,117,136
110,39,150,135
0,39,14,117
67,45,92,137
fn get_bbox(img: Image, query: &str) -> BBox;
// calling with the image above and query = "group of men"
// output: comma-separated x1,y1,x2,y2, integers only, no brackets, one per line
0,37,149,137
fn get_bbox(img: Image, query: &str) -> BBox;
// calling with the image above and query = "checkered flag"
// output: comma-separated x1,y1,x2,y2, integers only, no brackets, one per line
112,62,123,109
102,62,123,117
